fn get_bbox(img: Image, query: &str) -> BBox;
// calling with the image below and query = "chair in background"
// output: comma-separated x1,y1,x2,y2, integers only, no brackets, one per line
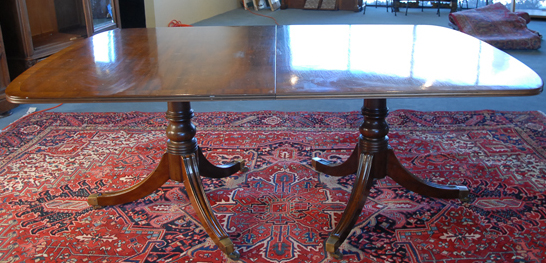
394,0,443,16
458,0,492,10
362,0,392,14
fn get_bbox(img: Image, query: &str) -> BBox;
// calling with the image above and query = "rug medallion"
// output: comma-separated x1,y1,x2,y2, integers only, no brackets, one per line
0,110,545,262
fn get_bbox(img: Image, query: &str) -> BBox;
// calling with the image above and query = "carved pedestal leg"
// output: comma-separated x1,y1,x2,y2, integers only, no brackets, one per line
312,145,359,177
165,101,241,260
314,99,469,259
317,99,390,259
387,148,469,199
325,153,374,259
88,101,243,260
179,153,239,259
87,154,171,209
198,147,248,179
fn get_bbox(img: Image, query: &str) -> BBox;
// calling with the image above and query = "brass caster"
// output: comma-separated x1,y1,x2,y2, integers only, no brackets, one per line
330,250,343,260
87,193,102,209
458,186,470,202
228,250,241,261
326,236,342,260
235,159,248,173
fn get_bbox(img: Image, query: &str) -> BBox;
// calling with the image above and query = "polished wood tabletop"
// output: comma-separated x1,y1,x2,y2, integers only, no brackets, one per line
276,25,543,98
7,27,277,103
6,25,543,103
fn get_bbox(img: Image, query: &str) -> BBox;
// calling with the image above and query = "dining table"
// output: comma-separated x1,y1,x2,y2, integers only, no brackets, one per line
6,25,543,260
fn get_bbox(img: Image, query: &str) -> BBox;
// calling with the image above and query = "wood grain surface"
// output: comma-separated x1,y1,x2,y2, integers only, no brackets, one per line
276,25,543,99
6,25,543,104
8,27,276,103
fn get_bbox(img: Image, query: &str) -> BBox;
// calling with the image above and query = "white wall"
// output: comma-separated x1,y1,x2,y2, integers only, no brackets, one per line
145,0,240,28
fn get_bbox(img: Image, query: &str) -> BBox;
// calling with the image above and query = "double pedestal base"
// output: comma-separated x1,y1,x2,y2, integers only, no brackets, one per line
87,102,246,260
313,147,468,259
313,99,468,259
86,99,468,260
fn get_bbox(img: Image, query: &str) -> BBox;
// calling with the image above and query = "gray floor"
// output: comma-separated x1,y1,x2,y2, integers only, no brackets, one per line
1,6,545,130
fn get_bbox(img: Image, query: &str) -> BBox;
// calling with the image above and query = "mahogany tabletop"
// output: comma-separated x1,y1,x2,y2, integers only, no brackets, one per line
276,25,543,99
7,26,277,103
6,25,543,104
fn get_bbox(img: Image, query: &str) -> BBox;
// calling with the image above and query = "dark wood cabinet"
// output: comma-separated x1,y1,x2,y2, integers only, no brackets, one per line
0,0,120,80
338,0,363,11
1,26,17,115
285,0,306,9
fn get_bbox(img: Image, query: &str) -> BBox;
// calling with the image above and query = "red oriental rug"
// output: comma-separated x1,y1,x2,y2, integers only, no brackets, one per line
0,110,545,262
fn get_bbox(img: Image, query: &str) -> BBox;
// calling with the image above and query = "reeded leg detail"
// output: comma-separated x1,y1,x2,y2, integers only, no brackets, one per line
318,99,471,257
326,154,374,259
180,153,239,259
386,149,469,200
87,154,171,209
198,147,248,179
312,145,359,177
88,102,242,259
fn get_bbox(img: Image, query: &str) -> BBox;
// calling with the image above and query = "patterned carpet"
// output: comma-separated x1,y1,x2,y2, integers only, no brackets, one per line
448,3,542,50
0,110,545,262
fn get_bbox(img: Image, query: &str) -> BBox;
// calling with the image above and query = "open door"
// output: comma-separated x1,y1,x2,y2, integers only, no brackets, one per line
83,0,120,37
